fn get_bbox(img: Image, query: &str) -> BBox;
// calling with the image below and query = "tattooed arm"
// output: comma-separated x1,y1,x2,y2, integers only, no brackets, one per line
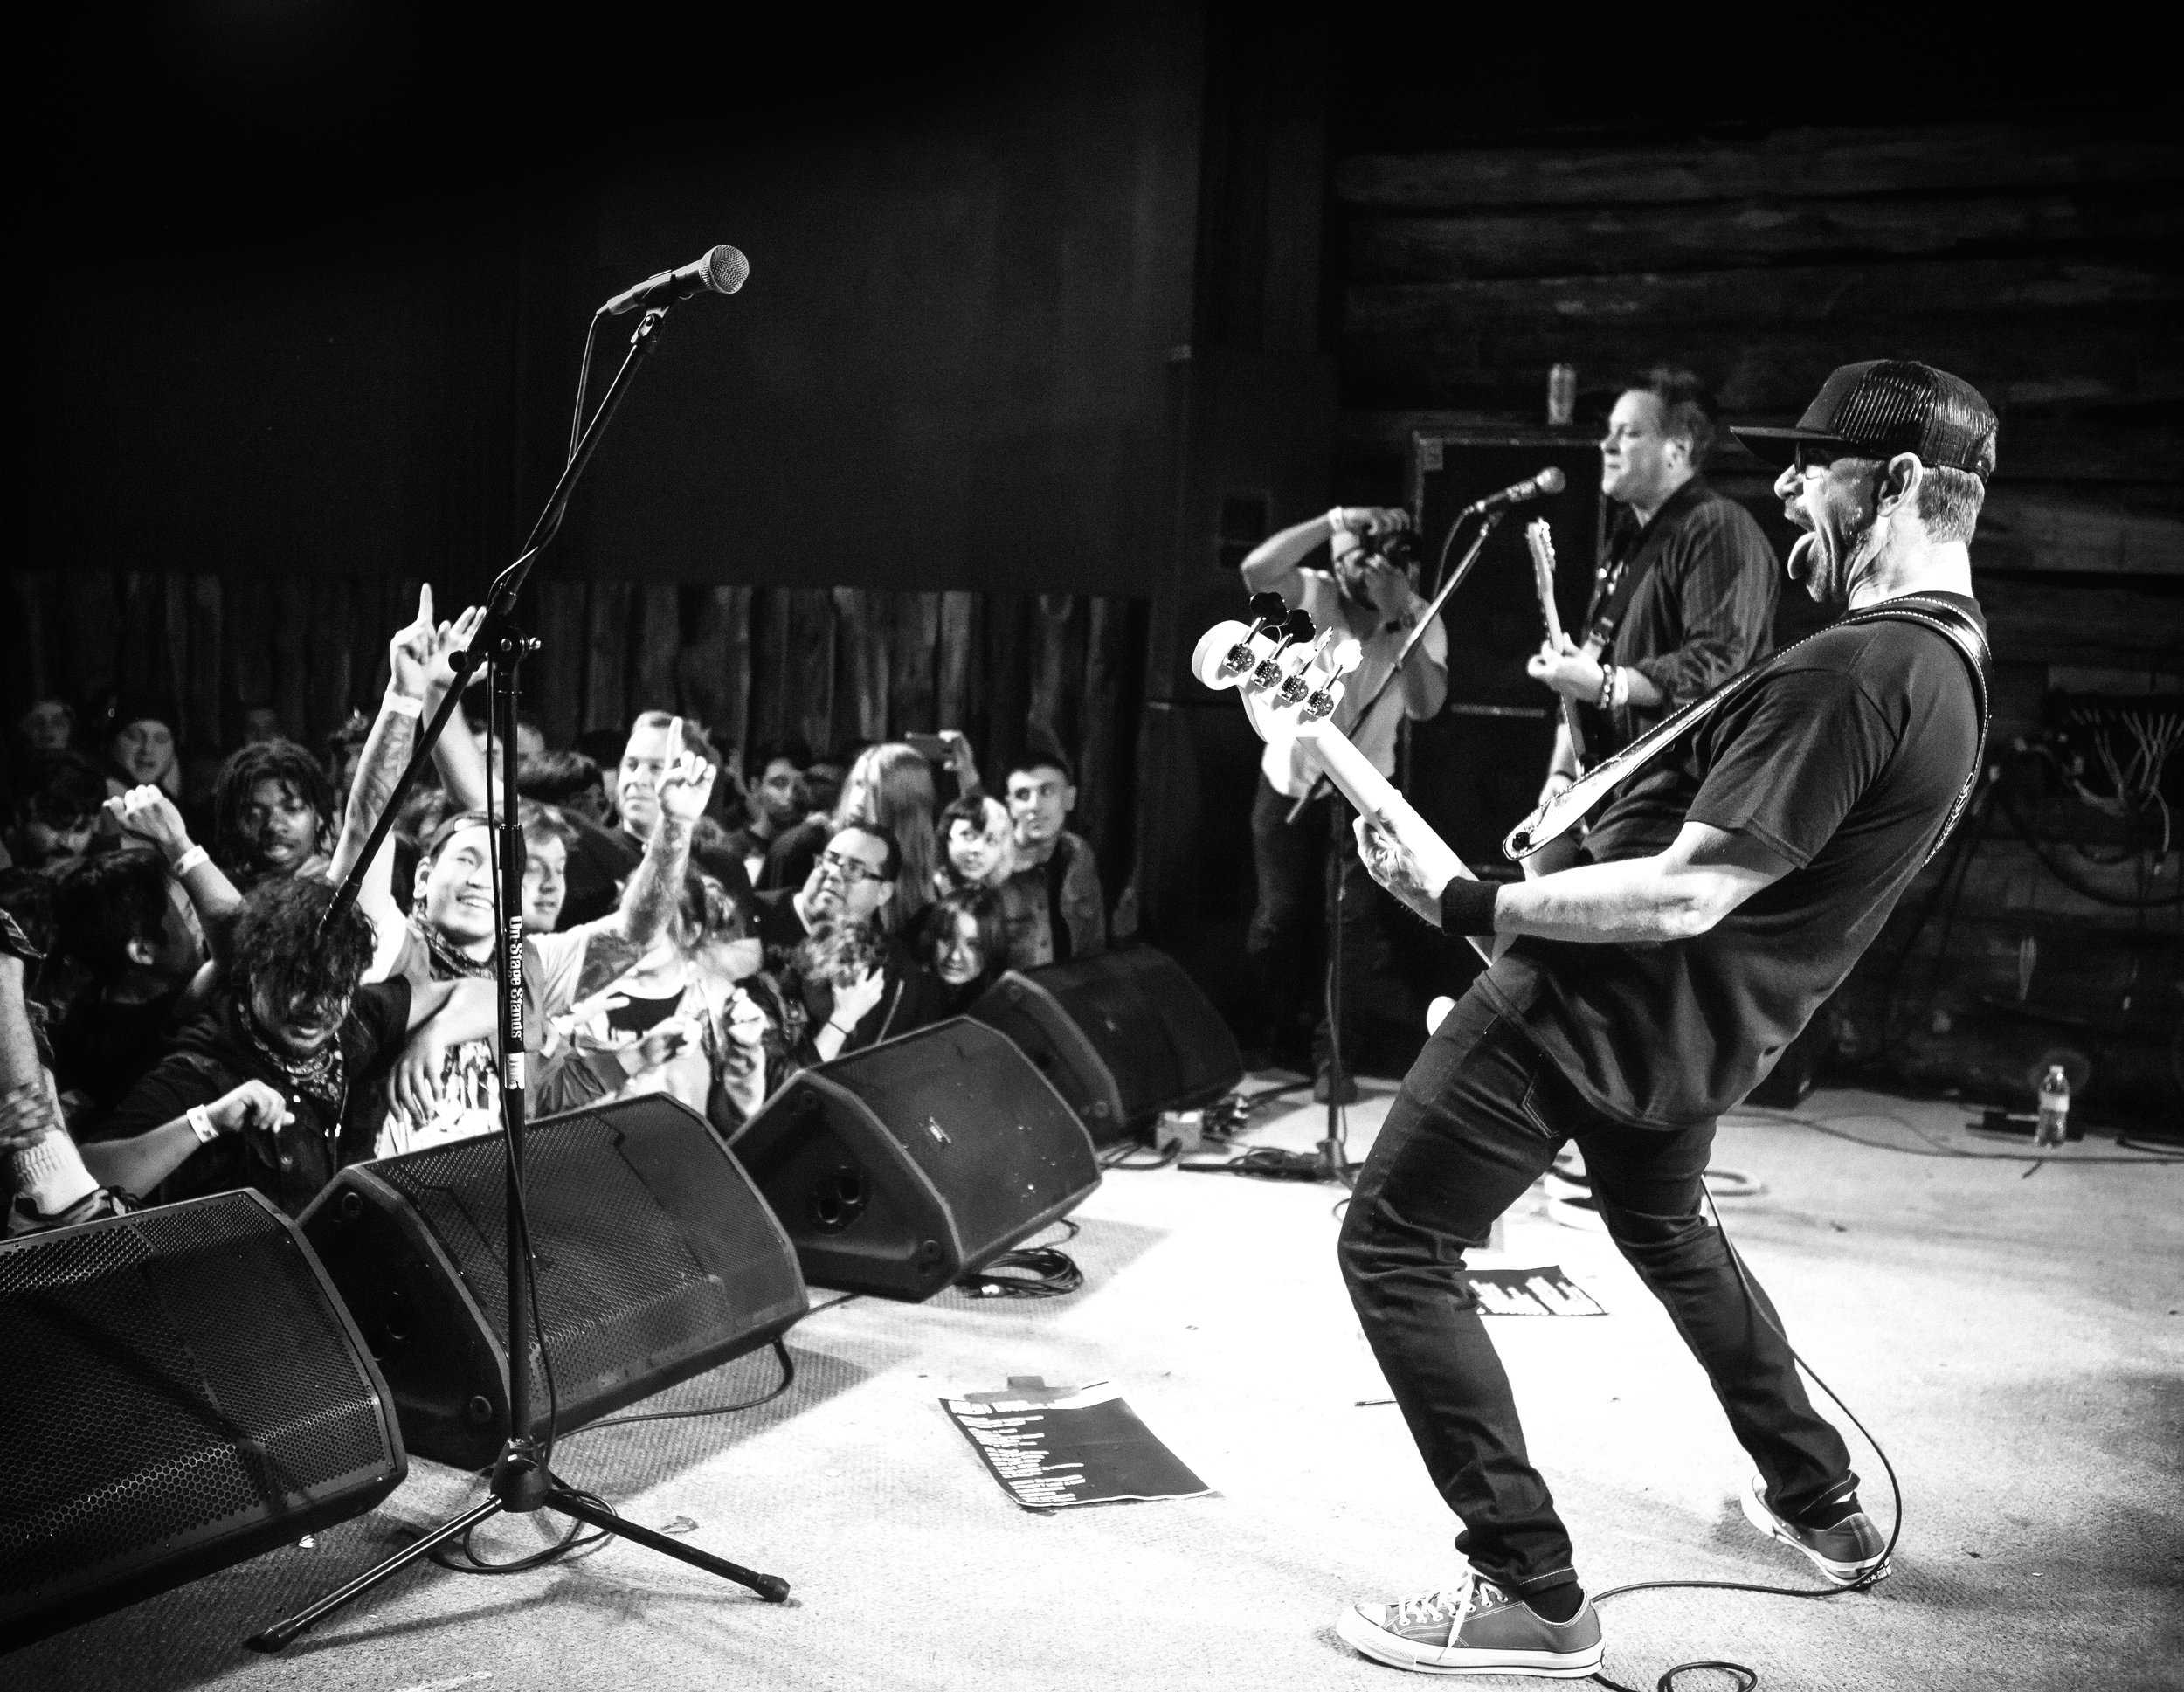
570,718,717,1000
327,590,433,980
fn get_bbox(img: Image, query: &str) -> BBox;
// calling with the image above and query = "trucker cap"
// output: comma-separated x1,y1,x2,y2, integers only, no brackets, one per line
1732,359,1997,480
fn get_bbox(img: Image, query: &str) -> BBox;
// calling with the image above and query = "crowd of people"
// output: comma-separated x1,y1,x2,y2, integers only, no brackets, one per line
0,587,1109,1236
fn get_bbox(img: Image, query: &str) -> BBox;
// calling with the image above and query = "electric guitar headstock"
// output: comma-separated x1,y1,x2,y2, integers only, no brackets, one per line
1524,519,1564,648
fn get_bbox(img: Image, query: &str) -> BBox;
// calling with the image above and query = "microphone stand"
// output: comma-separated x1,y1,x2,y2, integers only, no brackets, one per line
1276,506,1504,1181
251,304,788,1653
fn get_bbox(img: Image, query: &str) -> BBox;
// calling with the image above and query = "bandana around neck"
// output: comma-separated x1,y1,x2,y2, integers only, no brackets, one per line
412,911,497,981
240,996,349,1117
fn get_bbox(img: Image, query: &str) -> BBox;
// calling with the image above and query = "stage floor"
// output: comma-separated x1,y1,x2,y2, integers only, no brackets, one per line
13,1081,2182,1692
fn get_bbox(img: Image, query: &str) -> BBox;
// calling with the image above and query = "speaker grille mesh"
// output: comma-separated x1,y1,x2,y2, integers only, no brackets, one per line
376,1110,758,1397
0,1194,394,1603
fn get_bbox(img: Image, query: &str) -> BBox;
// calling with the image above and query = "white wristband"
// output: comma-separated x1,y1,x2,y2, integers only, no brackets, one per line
382,691,425,719
172,845,210,876
1327,506,1351,533
185,1104,218,1144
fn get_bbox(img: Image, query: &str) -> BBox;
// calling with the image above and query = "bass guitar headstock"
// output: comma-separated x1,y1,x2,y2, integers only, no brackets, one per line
1192,598,1363,744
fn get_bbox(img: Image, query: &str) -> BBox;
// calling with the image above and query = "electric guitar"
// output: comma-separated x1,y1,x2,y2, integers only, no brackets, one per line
1194,597,1498,966
1525,518,1590,771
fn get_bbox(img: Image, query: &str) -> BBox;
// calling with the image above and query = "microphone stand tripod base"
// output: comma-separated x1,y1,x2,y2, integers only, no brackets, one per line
244,1459,790,1653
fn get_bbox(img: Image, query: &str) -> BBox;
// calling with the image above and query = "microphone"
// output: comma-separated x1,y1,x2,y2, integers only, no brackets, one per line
1460,466,1566,516
601,245,750,316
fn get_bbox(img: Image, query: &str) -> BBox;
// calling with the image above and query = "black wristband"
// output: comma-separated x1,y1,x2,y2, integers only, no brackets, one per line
1438,877,1500,937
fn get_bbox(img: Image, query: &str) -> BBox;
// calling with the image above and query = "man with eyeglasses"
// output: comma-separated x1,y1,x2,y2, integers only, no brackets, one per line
751,820,923,1058
1337,362,1993,1677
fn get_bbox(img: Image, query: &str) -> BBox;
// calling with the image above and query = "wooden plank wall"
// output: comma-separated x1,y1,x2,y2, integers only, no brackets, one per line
1335,119,2184,687
1330,118,2183,1117
4,570,1148,884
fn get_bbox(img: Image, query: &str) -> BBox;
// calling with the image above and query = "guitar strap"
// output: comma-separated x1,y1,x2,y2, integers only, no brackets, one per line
1504,593,1991,867
1583,523,1666,653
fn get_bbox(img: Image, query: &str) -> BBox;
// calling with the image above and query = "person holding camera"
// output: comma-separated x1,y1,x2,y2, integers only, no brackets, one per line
1239,505,1449,1099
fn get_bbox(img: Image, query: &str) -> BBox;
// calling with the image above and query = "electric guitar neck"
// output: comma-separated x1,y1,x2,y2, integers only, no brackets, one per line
1525,518,1588,772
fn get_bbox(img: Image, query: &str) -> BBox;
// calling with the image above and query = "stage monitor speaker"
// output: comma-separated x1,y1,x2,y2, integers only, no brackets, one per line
968,945,1244,1146
0,1191,406,1647
299,1095,808,1471
729,1018,1100,1301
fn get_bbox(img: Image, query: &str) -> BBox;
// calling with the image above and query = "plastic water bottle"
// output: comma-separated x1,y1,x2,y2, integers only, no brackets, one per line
2034,1065,2070,1148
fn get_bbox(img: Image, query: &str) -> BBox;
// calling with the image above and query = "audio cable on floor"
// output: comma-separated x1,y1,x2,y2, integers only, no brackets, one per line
1582,1183,1899,1692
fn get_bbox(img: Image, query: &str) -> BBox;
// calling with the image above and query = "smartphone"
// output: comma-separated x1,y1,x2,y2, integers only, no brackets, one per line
903,732,955,767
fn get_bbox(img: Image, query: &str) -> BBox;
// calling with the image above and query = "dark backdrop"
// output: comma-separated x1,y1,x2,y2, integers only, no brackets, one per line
24,5,1203,599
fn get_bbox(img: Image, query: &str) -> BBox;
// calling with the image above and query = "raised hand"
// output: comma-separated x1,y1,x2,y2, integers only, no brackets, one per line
388,584,438,699
107,784,192,854
830,964,887,1031
424,603,488,700
720,985,768,1047
633,1018,696,1070
654,717,717,824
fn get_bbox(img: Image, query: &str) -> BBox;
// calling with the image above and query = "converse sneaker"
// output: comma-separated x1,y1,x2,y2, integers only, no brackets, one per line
1335,1569,1604,1676
1739,1474,1890,1585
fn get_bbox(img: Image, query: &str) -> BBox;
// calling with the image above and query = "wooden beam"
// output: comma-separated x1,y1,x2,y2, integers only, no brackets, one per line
1345,258,2181,337
1341,308,2184,416
889,591,943,734
1342,407,2184,487
1334,124,2184,211
584,580,632,736
1976,489,2184,578
184,575,223,759
937,590,977,734
1978,577,2184,673
1347,192,2182,283
632,584,680,717
533,578,590,750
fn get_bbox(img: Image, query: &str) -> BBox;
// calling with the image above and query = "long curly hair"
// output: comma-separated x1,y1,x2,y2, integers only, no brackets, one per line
230,875,375,1020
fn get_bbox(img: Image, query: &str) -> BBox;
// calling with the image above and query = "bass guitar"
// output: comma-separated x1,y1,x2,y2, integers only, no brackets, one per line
1192,597,1499,966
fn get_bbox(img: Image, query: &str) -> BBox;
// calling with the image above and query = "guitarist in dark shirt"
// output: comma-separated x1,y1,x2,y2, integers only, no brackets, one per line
1527,368,1779,866
1335,361,1994,1678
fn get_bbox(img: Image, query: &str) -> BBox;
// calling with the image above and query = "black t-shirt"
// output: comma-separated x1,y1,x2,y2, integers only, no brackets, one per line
1483,595,1983,1128
557,812,642,929
85,979,414,1215
52,985,187,1122
1583,480,1781,863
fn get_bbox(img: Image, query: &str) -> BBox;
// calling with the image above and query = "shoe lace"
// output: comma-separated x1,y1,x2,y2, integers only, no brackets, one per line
1389,1571,1504,1632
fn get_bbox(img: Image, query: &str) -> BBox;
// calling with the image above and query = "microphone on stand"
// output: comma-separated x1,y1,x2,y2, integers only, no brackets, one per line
1459,466,1566,517
601,245,750,316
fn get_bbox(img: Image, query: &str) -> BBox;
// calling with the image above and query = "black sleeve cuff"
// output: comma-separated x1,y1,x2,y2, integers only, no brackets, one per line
1439,878,1500,937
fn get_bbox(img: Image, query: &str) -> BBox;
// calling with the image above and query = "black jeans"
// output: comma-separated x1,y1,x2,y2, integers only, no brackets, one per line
1245,775,1416,1070
1337,985,1855,1596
